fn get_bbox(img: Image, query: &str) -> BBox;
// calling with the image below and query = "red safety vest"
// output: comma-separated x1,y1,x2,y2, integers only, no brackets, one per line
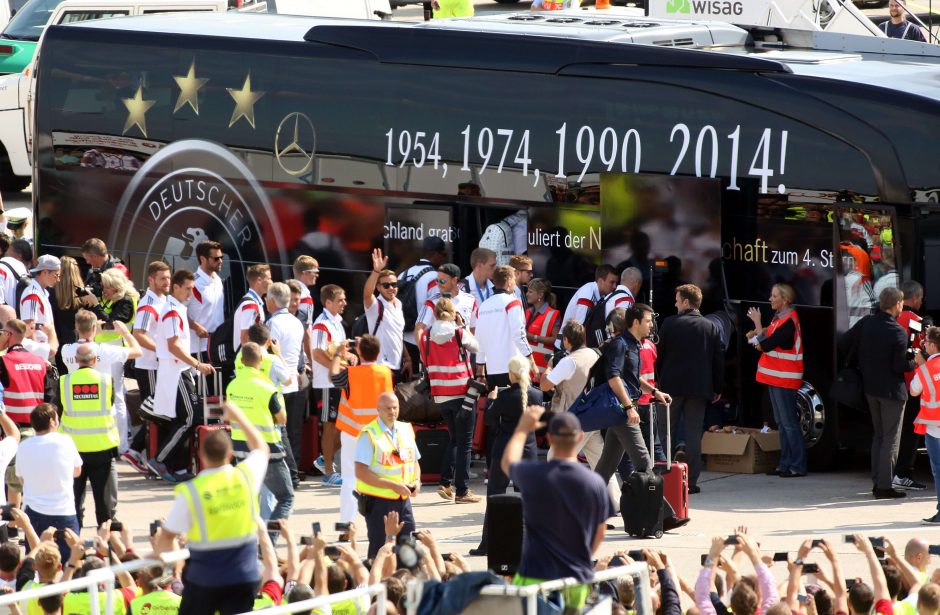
2,347,46,423
419,329,472,399
899,309,923,386
913,356,940,435
638,338,657,405
525,306,560,378
756,310,803,390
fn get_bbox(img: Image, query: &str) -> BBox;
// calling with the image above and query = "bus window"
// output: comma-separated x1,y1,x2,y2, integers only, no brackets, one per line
58,9,129,23
835,206,897,331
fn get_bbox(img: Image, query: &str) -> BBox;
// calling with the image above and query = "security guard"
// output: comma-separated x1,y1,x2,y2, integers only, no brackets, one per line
228,342,293,537
0,318,47,425
354,391,421,558
130,565,181,615
912,326,940,524
330,334,393,526
59,342,118,529
154,401,269,615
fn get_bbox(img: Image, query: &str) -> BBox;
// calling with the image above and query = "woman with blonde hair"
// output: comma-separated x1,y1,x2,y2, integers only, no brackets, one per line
418,297,480,505
525,278,561,382
51,255,89,349
85,267,139,328
747,283,806,477
471,354,543,557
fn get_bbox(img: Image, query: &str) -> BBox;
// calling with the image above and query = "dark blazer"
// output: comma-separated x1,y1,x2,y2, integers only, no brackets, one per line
655,309,724,399
840,311,915,400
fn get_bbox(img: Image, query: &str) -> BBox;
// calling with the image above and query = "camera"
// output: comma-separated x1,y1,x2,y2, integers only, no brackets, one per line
150,520,163,537
75,286,92,298
335,522,350,532
300,536,314,546
773,552,789,562
725,536,740,545
627,550,646,562
930,545,940,556
0,505,12,522
312,522,321,536
266,521,280,531
110,521,123,532
609,555,626,568
803,563,819,574
347,339,359,351
394,533,422,571
461,379,486,414
324,546,341,559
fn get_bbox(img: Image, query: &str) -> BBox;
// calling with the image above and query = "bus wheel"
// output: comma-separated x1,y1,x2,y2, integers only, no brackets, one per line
798,381,834,469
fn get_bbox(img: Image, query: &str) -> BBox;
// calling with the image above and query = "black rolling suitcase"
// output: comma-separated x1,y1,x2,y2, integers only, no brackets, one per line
621,411,665,538
622,471,664,538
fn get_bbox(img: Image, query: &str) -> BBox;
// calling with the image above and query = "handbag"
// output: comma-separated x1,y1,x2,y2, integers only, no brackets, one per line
394,377,439,423
830,322,868,412
569,382,629,432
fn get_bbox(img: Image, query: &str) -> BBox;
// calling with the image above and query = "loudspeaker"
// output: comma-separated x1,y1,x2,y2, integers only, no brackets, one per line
413,423,449,484
486,493,524,575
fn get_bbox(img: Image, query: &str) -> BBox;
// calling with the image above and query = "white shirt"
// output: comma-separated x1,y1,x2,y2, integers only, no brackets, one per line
546,355,577,385
61,339,131,408
419,289,478,332
399,261,438,345
0,257,26,307
475,290,531,375
163,449,267,535
558,281,599,348
16,432,82,516
463,275,495,307
185,268,225,353
293,281,314,331
157,296,191,364
365,295,405,369
22,338,50,361
267,309,304,394
604,285,636,319
0,437,17,507
18,280,52,327
133,289,166,370
312,309,346,389
233,290,264,353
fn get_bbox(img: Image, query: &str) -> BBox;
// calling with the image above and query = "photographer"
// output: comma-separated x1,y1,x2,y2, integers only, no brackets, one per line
80,238,128,300
354,392,420,559
696,530,778,615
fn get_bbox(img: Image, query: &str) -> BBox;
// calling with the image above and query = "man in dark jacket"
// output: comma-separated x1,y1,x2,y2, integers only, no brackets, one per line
655,284,723,494
841,287,917,499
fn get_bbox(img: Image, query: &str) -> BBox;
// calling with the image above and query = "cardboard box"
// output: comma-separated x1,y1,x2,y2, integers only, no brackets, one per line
701,428,781,474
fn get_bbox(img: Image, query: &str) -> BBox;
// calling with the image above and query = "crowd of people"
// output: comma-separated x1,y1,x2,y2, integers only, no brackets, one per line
0,224,930,613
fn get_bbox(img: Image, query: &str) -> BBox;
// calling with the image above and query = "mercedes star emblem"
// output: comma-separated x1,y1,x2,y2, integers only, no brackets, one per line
274,112,316,177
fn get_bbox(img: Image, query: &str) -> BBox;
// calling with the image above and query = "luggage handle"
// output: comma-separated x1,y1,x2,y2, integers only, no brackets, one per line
661,402,672,473
199,371,224,425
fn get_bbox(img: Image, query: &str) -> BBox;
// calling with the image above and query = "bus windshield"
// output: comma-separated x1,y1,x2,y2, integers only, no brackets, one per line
2,0,58,41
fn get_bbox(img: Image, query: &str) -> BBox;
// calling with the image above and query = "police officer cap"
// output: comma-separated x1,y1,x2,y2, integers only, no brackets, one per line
5,207,30,228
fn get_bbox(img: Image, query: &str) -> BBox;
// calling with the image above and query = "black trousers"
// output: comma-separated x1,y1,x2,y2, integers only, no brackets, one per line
896,395,922,479
180,581,256,615
284,390,307,476
363,495,415,559
130,368,156,453
73,448,118,528
478,432,536,550
156,371,202,473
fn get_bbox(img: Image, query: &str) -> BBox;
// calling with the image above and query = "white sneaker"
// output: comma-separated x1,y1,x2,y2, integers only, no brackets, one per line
893,475,927,491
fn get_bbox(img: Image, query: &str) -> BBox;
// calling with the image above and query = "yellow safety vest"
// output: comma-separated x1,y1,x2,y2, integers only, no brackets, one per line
235,350,286,408
59,368,118,452
62,588,120,615
176,465,257,551
226,367,281,446
130,589,181,615
355,419,418,500
22,580,45,615
332,596,369,615
94,294,138,346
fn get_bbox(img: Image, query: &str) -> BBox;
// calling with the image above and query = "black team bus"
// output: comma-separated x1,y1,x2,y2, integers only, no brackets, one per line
32,11,940,466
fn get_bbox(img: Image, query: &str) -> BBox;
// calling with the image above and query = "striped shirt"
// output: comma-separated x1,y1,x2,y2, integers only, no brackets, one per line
311,309,346,389
132,289,166,370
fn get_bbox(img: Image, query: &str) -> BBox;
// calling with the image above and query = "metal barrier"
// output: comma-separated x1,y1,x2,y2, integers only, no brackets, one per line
247,583,388,614
407,563,652,615
0,548,190,615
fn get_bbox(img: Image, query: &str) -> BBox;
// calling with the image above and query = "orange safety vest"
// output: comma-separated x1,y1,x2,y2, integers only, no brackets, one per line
336,364,393,439
419,329,473,399
526,306,561,378
756,310,803,390
913,356,940,435
2,347,46,424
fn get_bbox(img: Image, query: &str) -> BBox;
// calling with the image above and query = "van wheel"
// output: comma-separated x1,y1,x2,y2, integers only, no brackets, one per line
0,152,29,193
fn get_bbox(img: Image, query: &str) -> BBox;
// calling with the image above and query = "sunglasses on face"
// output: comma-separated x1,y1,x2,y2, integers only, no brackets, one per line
380,282,398,289
437,279,449,285
209,255,223,262
303,269,319,274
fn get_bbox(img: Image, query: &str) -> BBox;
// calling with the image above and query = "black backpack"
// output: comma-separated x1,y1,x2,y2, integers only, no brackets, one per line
351,299,384,338
1,262,31,317
209,292,257,366
398,264,433,332
583,290,627,348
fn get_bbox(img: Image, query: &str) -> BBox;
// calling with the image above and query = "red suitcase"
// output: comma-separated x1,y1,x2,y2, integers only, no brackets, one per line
412,422,449,484
654,403,689,520
191,372,229,473
300,416,321,473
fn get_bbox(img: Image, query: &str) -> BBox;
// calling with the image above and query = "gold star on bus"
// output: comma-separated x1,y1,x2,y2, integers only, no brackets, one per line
173,60,208,114
226,73,265,129
121,84,156,137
